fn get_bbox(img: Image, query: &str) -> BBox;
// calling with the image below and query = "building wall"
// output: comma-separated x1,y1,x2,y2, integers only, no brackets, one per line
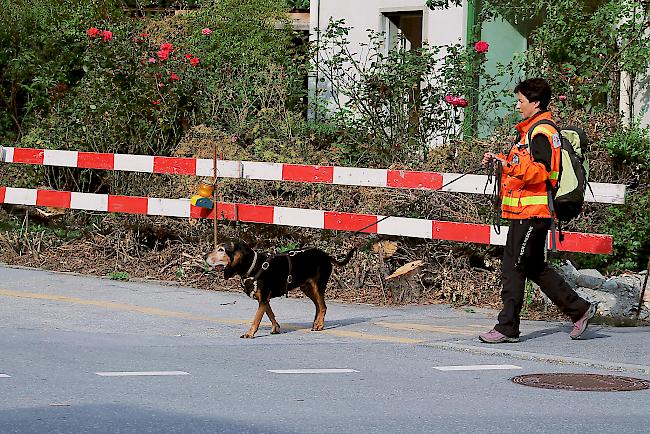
621,72,650,127
309,0,468,118
310,0,466,50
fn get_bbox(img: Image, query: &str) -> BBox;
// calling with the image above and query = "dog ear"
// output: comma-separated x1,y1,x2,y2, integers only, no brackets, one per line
225,242,235,253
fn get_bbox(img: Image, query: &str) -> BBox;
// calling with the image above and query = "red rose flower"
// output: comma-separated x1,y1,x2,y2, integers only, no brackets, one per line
87,27,100,38
160,43,173,52
190,57,200,67
157,50,170,61
444,95,468,108
474,40,489,54
101,30,113,42
169,72,180,81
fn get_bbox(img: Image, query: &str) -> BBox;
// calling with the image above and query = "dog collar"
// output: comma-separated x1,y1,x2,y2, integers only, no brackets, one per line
245,251,258,277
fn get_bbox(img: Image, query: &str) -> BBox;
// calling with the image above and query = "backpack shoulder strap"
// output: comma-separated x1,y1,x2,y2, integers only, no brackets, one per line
526,118,559,144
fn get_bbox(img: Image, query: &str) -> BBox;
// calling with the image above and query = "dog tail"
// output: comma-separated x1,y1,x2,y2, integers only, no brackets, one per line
331,247,357,266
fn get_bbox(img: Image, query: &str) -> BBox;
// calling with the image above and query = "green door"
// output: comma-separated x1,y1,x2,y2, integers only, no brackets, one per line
477,17,528,136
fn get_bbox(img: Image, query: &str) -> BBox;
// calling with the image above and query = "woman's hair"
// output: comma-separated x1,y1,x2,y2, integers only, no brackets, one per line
514,78,552,110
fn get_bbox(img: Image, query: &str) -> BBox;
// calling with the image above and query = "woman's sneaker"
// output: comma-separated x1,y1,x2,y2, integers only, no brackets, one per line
478,329,520,343
570,303,598,340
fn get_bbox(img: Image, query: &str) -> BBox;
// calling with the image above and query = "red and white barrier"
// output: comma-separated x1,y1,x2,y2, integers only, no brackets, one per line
0,186,613,254
1,147,625,204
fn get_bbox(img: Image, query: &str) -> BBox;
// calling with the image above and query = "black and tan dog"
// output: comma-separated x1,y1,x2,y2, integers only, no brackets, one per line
205,241,356,338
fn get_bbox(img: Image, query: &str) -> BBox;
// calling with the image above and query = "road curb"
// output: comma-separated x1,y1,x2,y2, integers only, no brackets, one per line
422,341,650,375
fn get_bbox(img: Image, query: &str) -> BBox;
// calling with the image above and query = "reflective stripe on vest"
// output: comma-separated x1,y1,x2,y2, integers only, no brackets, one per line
502,194,548,207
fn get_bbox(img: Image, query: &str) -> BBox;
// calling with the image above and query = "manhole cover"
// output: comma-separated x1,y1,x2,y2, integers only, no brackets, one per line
511,373,650,392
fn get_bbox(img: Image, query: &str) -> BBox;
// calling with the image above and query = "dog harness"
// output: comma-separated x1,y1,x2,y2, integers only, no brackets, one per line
248,248,314,295
245,251,258,277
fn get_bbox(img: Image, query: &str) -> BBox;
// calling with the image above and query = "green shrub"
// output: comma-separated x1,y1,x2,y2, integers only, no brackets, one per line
13,0,308,191
576,122,650,272
0,0,123,141
603,120,650,172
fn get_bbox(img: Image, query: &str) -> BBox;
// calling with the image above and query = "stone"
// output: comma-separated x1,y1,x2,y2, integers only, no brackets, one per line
576,269,606,290
557,261,580,289
600,279,620,293
575,287,637,319
617,275,642,291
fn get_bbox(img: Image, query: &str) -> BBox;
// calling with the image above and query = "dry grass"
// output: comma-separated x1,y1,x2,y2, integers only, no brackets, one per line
0,114,625,319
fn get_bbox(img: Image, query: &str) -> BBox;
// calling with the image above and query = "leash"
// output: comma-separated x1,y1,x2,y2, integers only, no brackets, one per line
238,162,490,294
484,158,503,235
347,163,488,237
213,144,218,246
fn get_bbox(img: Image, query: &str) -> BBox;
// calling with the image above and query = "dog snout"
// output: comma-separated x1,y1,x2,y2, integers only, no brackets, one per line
205,249,228,268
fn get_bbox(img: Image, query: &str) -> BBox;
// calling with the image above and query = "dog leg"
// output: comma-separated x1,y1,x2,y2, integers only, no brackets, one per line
313,285,327,331
241,302,266,339
264,303,281,334
301,280,327,331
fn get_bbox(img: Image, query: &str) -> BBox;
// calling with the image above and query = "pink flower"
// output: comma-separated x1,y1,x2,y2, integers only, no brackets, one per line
160,43,173,52
157,49,170,61
559,95,567,102
190,57,200,67
474,40,489,54
444,95,468,108
87,27,101,38
201,28,213,35
159,83,165,88
169,72,180,81
101,30,113,42
230,135,238,144
148,57,157,63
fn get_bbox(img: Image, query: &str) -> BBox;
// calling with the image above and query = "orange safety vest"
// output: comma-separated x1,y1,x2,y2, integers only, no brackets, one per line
497,111,562,220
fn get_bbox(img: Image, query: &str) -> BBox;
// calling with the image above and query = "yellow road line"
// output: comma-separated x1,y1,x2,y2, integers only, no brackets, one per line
0,288,248,326
321,329,423,344
375,321,478,336
0,289,423,344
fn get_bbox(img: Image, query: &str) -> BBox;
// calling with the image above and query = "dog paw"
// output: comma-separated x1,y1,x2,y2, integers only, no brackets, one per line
311,324,324,331
240,332,255,339
271,327,281,334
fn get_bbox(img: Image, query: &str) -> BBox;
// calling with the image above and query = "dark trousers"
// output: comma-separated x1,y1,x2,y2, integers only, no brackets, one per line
494,218,590,338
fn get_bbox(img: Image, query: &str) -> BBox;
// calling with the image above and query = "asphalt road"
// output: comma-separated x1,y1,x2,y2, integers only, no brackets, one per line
1,265,649,433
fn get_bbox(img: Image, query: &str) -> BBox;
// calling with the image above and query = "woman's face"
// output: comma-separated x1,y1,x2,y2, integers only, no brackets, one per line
516,92,540,118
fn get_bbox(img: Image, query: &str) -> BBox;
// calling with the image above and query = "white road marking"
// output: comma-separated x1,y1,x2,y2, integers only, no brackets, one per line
433,365,522,371
0,374,10,378
95,371,190,377
268,369,359,374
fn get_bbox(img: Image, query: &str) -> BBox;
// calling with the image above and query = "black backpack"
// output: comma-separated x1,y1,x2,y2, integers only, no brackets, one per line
528,120,590,250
